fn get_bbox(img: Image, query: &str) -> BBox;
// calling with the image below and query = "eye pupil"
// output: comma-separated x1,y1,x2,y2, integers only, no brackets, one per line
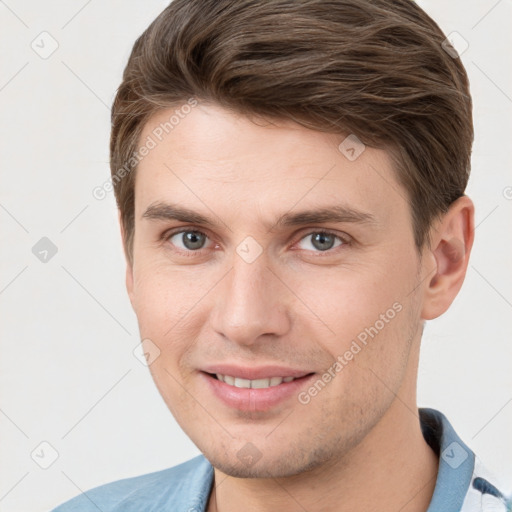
183,231,205,250
312,233,335,251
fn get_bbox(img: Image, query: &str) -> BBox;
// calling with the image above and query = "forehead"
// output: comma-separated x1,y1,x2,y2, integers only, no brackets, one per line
134,103,410,232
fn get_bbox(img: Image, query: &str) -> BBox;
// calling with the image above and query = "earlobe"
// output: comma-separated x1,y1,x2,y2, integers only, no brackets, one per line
421,196,475,320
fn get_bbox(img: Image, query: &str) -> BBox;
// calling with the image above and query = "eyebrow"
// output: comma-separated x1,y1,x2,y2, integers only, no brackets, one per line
142,202,377,230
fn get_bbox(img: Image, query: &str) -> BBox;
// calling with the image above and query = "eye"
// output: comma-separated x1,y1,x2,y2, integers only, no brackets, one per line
296,231,347,252
166,229,213,252
163,228,348,256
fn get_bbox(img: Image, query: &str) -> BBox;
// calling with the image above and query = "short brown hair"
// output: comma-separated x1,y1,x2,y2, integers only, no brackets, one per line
110,0,473,264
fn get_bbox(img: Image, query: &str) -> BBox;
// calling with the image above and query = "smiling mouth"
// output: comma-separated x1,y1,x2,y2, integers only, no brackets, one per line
207,372,315,389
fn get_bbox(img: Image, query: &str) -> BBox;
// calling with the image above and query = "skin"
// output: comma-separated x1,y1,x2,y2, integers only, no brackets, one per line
123,102,474,512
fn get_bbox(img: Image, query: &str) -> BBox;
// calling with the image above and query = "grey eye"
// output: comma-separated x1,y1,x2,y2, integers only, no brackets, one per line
170,230,208,251
298,232,343,252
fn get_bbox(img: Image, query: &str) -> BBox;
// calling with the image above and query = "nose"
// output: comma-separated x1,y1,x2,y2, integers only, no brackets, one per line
209,250,291,346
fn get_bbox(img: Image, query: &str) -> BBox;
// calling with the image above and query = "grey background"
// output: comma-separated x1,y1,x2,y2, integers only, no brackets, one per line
0,1,511,510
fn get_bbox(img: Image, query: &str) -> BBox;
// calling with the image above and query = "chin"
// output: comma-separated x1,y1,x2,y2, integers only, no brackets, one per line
201,441,337,479
207,457,307,479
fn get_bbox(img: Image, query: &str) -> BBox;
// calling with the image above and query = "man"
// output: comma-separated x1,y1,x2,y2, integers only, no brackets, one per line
52,0,508,510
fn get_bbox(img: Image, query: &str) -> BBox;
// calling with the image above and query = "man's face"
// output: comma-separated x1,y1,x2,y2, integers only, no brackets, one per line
127,103,429,477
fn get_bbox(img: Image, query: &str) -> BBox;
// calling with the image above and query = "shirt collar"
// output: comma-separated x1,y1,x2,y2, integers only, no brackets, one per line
420,407,475,511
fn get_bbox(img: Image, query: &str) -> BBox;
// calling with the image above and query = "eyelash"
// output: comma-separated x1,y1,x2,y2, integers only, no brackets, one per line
161,227,351,257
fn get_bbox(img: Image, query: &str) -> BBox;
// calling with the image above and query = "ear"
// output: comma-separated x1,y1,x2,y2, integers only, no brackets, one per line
118,210,135,308
421,195,475,320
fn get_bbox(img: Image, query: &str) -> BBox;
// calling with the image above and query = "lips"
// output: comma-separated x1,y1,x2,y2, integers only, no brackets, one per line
199,364,315,412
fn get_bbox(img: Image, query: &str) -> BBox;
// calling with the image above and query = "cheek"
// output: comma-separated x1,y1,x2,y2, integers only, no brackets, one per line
132,275,169,334
287,254,419,389
291,262,411,335
131,264,212,374
132,261,197,328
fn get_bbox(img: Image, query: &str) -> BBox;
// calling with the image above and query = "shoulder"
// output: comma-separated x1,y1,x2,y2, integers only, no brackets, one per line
51,455,214,512
419,408,510,512
461,458,511,512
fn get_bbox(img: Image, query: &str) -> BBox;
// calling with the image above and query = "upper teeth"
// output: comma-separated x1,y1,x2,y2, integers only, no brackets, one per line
216,374,296,388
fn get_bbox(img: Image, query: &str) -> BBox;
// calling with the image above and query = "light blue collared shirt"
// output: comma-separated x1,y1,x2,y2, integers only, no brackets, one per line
51,408,509,512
